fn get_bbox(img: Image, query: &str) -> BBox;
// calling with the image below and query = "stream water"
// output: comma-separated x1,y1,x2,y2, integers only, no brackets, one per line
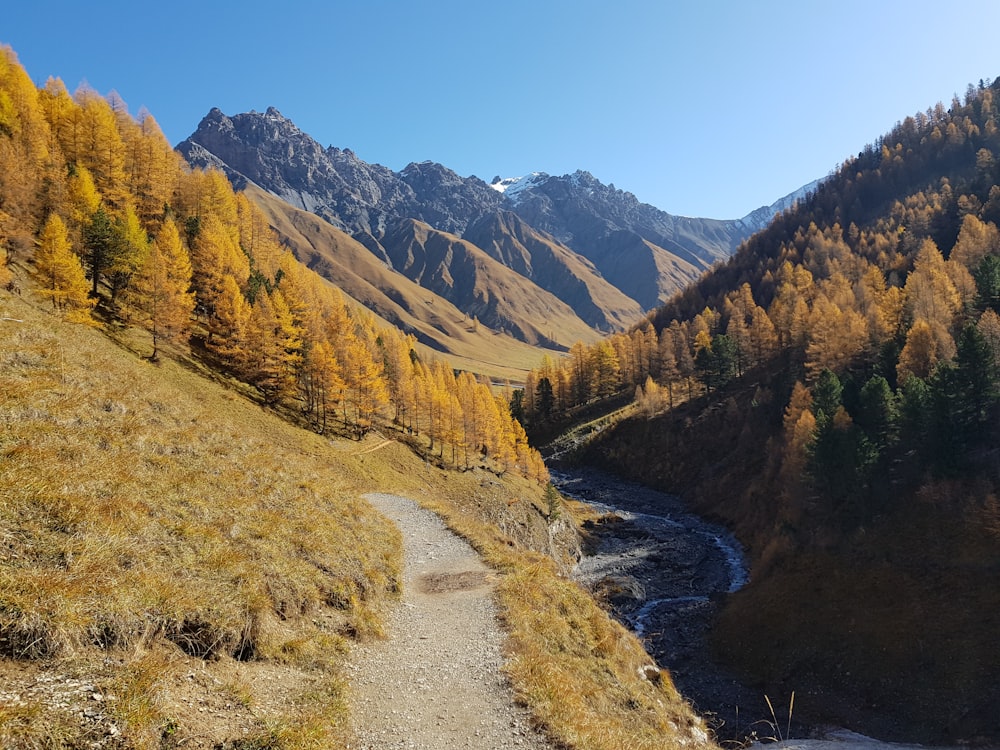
551,467,784,742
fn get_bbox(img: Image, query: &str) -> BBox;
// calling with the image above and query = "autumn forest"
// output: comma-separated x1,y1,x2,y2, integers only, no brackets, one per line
5,34,1000,746
518,81,1000,741
0,47,546,485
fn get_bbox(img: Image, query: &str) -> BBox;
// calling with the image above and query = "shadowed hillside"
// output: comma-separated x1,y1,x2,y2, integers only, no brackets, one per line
523,78,1000,744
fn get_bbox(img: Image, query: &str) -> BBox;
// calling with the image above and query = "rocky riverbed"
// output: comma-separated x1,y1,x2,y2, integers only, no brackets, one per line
552,468,800,743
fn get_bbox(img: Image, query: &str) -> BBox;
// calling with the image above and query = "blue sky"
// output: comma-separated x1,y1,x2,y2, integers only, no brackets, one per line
5,1,1000,219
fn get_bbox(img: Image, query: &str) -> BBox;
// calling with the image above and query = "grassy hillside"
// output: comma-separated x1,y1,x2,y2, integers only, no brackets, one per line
0,287,403,747
1,271,714,749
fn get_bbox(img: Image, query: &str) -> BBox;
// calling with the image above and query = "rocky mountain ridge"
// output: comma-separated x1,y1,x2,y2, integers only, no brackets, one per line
177,107,816,346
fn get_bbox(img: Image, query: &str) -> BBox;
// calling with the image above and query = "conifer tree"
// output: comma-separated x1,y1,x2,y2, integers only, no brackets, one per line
0,47,53,230
301,338,344,433
123,109,178,231
73,85,129,210
131,218,194,359
245,288,302,403
34,212,93,322
339,329,388,437
82,205,117,297
207,273,251,366
66,164,102,233
782,381,816,481
108,204,148,304
189,212,251,323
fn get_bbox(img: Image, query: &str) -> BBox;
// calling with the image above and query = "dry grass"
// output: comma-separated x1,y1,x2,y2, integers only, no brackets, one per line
1,283,712,749
499,562,711,749
0,290,400,747
407,476,714,750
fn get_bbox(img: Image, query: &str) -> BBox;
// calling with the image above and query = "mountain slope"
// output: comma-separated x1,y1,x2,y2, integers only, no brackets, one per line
369,217,602,346
496,170,739,267
178,108,818,345
534,79,1000,743
463,210,643,332
244,184,579,378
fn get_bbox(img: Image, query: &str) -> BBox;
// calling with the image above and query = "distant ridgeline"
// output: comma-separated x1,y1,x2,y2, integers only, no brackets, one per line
177,106,815,350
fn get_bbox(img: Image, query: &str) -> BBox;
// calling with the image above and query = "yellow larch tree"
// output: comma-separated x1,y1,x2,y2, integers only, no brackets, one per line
412,359,435,445
122,109,180,232
768,260,815,347
804,284,869,380
897,318,956,382
781,381,816,482
455,371,483,468
66,164,102,234
206,273,251,367
748,304,778,365
950,213,1000,270
245,288,303,404
489,394,518,474
0,46,53,232
189,212,251,327
72,85,129,211
237,193,283,280
34,212,93,322
904,239,960,330
382,329,419,431
474,376,503,464
108,204,148,305
176,169,240,241
589,339,621,398
301,337,345,433
131,218,194,359
338,327,388,437
38,77,79,162
274,251,328,345
425,360,458,460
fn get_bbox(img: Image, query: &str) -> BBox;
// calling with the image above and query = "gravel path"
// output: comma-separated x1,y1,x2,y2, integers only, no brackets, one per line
345,493,553,750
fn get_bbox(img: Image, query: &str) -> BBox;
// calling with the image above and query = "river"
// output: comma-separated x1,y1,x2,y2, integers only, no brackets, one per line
550,467,795,743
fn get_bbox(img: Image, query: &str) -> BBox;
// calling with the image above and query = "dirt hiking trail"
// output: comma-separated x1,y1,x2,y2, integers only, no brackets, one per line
345,493,553,750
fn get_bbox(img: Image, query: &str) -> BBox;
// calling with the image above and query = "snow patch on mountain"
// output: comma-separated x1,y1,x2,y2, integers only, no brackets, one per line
490,173,548,202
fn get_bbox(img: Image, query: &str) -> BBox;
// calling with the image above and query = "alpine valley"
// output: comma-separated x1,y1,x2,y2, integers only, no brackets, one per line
177,106,815,374
7,31,1000,750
